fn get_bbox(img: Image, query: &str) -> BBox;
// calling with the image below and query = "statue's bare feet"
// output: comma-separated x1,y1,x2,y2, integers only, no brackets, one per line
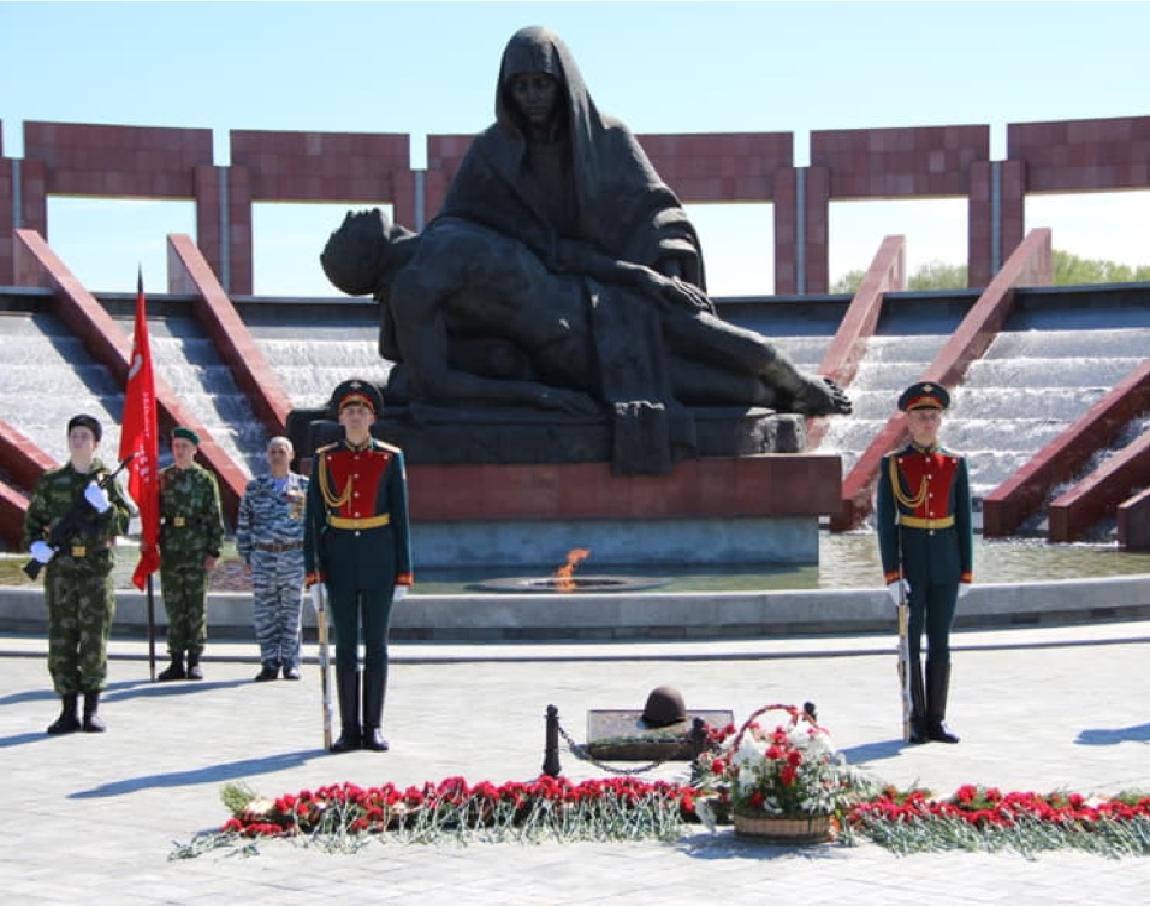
534,387,601,416
795,376,852,416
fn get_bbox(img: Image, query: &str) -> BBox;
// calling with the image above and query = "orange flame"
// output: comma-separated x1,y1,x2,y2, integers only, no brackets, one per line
552,548,591,593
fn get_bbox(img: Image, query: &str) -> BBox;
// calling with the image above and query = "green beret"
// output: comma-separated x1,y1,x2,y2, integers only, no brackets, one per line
172,426,201,446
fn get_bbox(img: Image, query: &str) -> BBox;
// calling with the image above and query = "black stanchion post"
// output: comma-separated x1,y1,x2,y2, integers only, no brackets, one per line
542,704,561,777
686,716,707,757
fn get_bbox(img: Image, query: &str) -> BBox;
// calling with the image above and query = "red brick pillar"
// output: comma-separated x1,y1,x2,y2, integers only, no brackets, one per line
392,168,420,232
195,165,253,296
999,160,1026,274
968,160,1026,288
772,165,828,296
773,167,798,295
0,159,12,287
803,165,831,295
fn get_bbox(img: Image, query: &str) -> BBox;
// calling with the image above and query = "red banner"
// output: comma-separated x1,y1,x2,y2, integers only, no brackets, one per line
119,270,161,588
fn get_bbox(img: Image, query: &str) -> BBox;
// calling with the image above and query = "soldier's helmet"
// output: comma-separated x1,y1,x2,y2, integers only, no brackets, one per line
639,685,688,728
329,378,384,420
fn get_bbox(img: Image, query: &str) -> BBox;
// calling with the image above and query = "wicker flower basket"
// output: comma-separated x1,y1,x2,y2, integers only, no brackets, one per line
732,810,832,844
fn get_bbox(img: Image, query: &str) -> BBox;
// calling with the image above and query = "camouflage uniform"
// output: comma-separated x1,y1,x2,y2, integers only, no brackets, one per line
159,463,224,660
23,459,130,695
236,472,308,673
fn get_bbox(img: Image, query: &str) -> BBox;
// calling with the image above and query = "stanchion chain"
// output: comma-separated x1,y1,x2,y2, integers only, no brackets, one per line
555,718,686,776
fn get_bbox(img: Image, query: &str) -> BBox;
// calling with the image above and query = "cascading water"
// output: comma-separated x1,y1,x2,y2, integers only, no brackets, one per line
0,312,124,468
141,314,266,479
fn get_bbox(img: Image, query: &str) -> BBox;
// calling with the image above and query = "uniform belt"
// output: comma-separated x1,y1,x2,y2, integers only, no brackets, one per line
899,515,955,530
328,514,391,530
255,541,303,552
62,544,108,559
163,516,201,528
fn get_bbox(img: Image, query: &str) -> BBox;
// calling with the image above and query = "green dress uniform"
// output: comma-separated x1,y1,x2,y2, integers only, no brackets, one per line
23,458,130,725
877,382,973,745
158,462,224,677
305,435,413,751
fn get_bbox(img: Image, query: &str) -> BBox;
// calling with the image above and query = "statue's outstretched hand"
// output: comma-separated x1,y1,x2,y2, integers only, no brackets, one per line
534,387,600,416
795,376,853,416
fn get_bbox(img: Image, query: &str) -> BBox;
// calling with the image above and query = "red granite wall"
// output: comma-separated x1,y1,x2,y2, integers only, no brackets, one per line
1008,115,1150,192
3,115,1149,294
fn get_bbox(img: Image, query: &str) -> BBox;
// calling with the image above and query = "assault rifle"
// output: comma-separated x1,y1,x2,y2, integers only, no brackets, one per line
23,453,135,580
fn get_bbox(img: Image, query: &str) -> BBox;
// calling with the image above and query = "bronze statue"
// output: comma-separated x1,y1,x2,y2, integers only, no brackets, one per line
318,26,850,474
321,209,850,472
437,25,706,288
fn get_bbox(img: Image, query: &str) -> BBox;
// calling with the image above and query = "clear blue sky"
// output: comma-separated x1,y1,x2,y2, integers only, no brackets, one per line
2,1,1148,295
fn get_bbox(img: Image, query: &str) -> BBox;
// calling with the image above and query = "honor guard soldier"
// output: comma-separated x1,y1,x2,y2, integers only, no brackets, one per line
304,379,413,753
157,426,225,681
24,414,131,733
237,437,309,681
877,382,973,745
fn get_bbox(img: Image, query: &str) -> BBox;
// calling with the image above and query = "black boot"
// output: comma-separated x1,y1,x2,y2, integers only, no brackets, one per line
331,670,361,753
362,667,390,752
157,652,186,682
254,662,279,682
82,691,106,732
906,657,928,745
926,660,960,743
186,652,204,680
47,693,81,735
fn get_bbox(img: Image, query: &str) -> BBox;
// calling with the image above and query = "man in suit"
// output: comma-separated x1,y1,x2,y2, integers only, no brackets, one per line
877,382,973,745
304,379,413,753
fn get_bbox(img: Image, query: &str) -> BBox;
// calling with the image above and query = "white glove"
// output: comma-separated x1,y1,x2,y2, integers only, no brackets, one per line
309,583,327,613
84,481,111,513
958,583,972,599
886,579,910,606
392,586,409,604
30,540,56,564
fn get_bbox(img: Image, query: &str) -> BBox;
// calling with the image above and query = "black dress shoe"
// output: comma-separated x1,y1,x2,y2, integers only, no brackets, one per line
282,665,301,681
254,664,279,682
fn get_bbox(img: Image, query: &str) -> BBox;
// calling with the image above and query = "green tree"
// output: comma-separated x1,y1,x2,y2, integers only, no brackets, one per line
830,259,967,294
831,250,1150,293
1051,249,1150,285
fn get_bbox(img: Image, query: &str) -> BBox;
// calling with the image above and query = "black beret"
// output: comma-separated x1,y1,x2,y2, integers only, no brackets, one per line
67,414,102,443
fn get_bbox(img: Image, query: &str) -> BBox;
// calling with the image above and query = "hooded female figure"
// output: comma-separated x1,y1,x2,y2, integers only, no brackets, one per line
436,25,707,293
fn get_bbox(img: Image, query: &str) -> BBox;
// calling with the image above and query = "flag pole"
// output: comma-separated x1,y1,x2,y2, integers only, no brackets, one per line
146,574,157,680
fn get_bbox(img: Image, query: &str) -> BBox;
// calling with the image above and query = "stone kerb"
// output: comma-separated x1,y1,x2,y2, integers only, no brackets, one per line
1119,488,1150,552
4,573,1150,641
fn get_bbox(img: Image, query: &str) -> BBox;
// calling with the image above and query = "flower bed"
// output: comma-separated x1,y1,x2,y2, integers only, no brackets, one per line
847,784,1150,857
171,777,1150,860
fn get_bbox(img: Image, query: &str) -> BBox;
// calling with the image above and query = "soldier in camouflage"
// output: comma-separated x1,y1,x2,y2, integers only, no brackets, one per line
157,426,225,681
237,436,309,682
24,414,130,734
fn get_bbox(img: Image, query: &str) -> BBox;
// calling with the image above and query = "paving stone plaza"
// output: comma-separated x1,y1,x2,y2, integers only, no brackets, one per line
3,621,1149,905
